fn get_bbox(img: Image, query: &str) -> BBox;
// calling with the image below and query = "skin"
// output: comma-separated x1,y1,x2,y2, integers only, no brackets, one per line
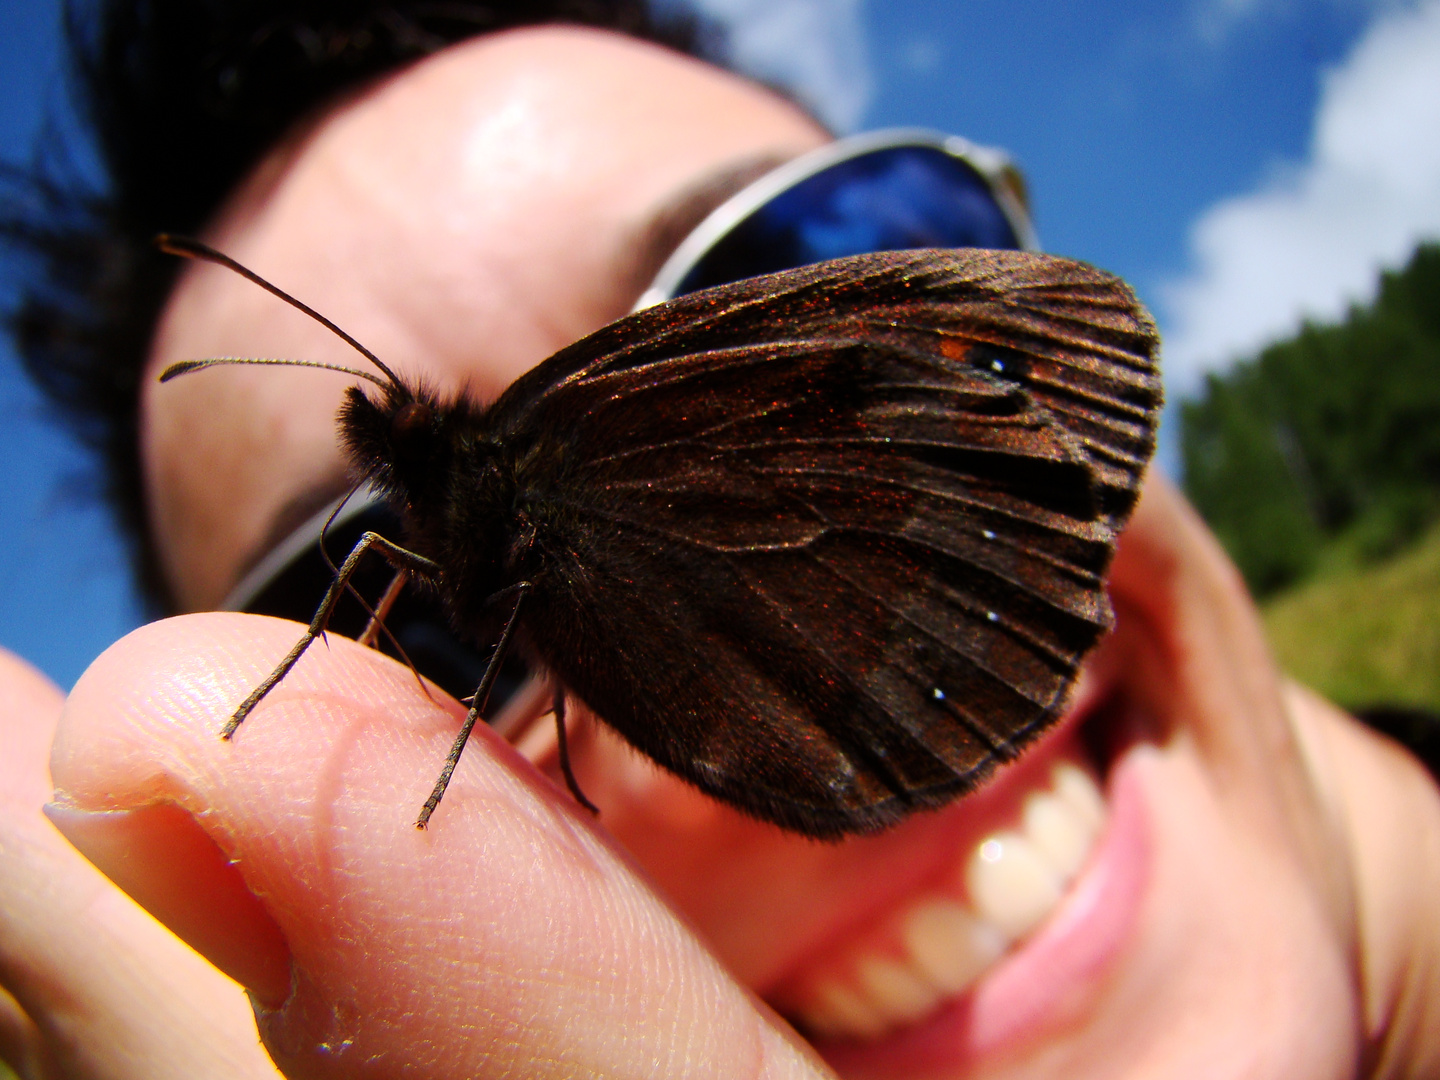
1,24,1439,1080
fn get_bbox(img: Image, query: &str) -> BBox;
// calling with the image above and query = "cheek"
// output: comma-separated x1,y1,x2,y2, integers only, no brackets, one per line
537,712,779,892
1085,743,1357,1080
526,712,834,983
141,369,350,611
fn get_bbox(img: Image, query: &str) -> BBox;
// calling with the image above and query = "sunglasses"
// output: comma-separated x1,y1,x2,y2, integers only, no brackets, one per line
222,128,1037,725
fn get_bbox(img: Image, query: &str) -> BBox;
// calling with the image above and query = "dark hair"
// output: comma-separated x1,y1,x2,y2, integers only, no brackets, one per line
0,0,709,612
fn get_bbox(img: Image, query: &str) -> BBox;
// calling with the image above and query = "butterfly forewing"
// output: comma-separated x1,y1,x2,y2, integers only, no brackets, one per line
440,249,1160,836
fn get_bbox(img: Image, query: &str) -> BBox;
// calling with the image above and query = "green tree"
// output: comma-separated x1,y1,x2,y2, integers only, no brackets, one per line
1180,241,1440,597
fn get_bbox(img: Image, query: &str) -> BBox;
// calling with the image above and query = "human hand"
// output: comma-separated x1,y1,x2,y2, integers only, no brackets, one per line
0,648,283,1078
33,615,828,1079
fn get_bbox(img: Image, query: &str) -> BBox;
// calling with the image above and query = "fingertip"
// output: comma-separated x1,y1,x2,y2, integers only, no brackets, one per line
45,800,293,1007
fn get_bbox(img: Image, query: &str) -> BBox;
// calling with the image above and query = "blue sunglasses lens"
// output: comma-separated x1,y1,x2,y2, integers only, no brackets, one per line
673,145,1022,298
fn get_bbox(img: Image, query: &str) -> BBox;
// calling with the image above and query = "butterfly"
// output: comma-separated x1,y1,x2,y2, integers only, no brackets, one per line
160,239,1162,839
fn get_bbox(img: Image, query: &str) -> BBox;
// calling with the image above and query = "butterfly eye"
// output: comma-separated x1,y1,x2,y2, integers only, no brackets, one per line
390,400,434,462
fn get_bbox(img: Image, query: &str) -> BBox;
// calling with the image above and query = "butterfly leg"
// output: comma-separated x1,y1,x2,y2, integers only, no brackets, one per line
356,568,407,648
347,568,437,703
416,583,531,828
552,689,599,815
224,531,440,738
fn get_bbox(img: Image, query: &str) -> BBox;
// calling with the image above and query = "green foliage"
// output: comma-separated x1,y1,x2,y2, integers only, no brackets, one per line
1264,519,1440,711
1180,241,1440,597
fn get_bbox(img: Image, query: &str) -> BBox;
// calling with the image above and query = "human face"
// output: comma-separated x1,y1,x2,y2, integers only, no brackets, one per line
141,26,1359,1079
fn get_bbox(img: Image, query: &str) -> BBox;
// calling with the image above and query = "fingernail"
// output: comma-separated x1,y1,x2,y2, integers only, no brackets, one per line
45,801,292,1007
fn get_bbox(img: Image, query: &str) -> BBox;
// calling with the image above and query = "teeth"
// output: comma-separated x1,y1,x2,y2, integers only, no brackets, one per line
807,980,889,1040
965,830,1063,940
1023,788,1096,882
855,956,941,1026
1054,761,1106,836
901,899,1006,993
791,759,1106,1041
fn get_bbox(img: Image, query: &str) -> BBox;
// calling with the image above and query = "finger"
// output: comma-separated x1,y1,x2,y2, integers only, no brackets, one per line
0,652,64,1079
48,613,831,1080
0,647,281,1080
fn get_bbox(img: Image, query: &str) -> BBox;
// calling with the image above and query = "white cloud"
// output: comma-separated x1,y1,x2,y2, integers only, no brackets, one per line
900,37,943,77
1193,0,1271,45
671,0,873,132
1192,0,1405,45
1161,0,1440,393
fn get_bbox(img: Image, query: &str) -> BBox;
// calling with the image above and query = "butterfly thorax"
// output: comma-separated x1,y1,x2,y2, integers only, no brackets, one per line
431,456,538,632
339,383,528,612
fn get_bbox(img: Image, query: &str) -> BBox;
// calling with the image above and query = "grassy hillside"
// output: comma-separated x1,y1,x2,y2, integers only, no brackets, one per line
1262,520,1440,711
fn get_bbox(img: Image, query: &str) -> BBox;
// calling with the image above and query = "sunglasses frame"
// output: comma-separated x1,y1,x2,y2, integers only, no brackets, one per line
633,126,1038,311
223,492,381,614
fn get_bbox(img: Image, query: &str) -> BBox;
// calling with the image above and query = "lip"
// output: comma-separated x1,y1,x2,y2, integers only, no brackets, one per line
760,688,1153,1076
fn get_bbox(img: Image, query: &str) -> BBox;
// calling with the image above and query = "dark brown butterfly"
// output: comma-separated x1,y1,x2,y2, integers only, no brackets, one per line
160,239,1161,839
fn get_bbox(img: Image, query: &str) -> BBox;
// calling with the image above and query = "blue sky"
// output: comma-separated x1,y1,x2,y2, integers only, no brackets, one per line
2,0,1439,687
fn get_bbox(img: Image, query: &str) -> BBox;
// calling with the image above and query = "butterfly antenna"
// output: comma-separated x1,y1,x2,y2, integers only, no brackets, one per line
319,477,370,578
154,234,406,390
158,356,391,389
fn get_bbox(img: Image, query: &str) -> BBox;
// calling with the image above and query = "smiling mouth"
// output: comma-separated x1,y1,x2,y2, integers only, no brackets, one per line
774,751,1108,1041
512,656,1143,1052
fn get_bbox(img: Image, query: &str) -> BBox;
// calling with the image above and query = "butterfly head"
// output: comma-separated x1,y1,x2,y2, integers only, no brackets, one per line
342,378,528,618
339,381,456,512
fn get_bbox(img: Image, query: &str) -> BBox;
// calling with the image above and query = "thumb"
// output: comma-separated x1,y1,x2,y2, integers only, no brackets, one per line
48,613,831,1079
